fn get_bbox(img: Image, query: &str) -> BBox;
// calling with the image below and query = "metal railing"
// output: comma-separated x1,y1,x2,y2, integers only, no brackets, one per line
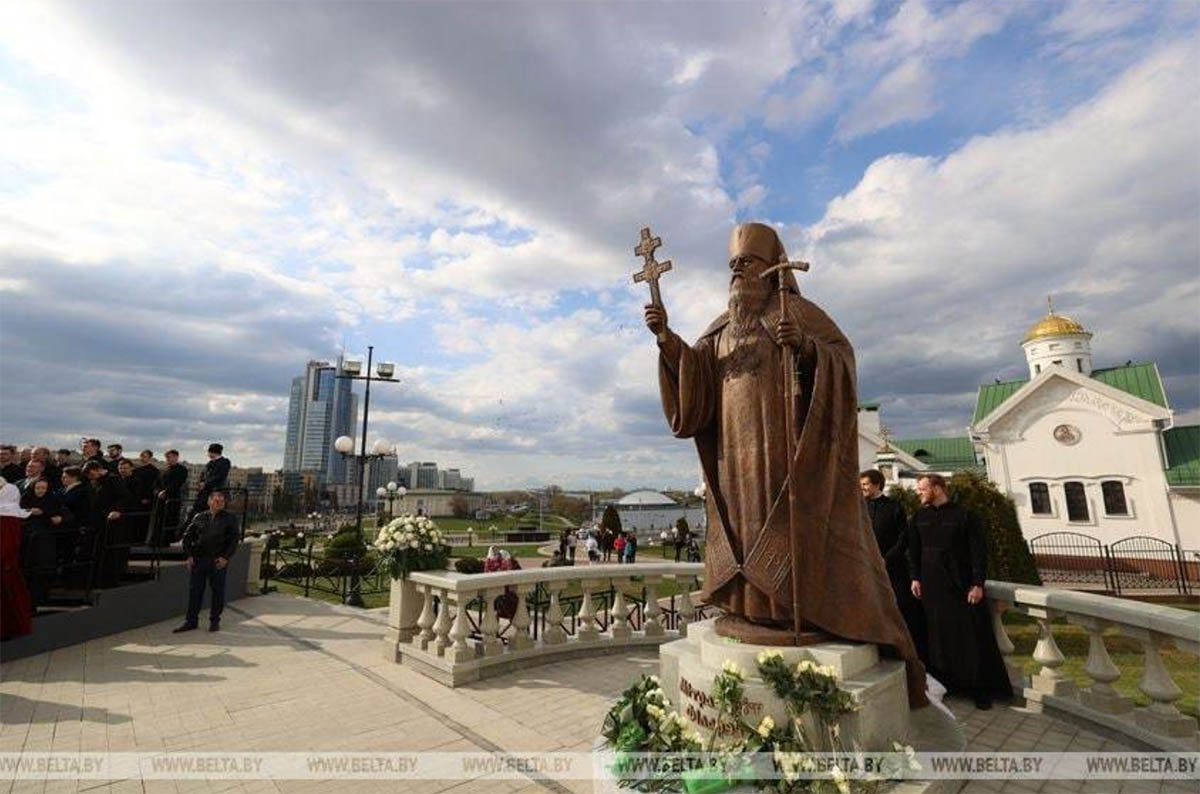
259,537,391,604
1027,532,1192,595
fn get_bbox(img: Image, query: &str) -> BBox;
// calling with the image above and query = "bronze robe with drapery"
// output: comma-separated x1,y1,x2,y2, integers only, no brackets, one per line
658,291,928,708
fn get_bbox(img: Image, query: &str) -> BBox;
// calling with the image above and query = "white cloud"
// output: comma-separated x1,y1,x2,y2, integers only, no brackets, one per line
805,39,1199,414
835,57,937,141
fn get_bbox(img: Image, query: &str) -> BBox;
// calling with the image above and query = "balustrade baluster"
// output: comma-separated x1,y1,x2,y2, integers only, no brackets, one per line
989,601,1023,691
643,576,664,637
481,588,503,656
433,587,452,655
447,594,474,662
544,584,567,645
610,581,631,640
510,585,533,650
578,580,599,641
416,584,436,649
1134,632,1197,738
1074,617,1131,714
677,576,696,633
1031,613,1076,697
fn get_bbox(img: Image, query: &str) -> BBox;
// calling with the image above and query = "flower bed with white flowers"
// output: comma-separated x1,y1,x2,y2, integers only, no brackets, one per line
600,651,918,793
373,514,449,579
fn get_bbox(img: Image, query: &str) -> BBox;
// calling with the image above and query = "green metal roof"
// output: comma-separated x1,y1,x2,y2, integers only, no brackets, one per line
1164,425,1200,487
1092,363,1168,408
973,362,1168,425
892,436,979,472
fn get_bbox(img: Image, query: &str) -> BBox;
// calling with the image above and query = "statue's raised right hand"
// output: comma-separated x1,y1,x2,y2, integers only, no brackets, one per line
644,304,668,336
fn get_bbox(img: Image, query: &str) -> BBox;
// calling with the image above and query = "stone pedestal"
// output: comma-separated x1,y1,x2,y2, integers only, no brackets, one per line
659,619,911,750
381,578,421,662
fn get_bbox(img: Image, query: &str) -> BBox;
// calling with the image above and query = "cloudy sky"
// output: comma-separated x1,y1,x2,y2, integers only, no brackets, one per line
1,0,1197,490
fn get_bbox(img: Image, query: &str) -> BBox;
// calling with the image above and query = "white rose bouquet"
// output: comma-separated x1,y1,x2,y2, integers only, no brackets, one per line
373,513,448,579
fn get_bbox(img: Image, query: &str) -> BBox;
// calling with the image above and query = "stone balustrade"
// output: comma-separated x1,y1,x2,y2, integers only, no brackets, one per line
987,579,1199,751
383,563,707,685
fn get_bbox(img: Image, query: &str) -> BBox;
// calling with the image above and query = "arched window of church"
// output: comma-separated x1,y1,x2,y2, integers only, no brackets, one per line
1101,481,1128,516
1029,483,1051,515
1064,482,1089,522
1035,364,1041,374
1076,359,1083,372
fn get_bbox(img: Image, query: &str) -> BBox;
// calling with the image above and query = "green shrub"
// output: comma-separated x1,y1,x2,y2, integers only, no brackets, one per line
949,470,1041,585
454,557,485,574
325,530,367,559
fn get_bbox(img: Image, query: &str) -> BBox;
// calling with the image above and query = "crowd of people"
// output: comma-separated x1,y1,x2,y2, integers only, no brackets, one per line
0,439,233,640
861,469,1011,711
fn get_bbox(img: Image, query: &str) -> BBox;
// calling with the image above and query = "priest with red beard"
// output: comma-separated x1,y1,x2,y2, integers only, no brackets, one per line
645,223,928,707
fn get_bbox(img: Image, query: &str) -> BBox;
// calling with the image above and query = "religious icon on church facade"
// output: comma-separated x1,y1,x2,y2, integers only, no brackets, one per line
1053,423,1081,445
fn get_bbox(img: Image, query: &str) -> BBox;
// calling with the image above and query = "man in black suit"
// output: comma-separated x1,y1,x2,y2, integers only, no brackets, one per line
31,447,60,493
58,466,90,567
188,443,230,521
861,468,926,663
159,449,188,540
1,445,26,483
81,438,107,470
17,459,46,495
105,444,128,475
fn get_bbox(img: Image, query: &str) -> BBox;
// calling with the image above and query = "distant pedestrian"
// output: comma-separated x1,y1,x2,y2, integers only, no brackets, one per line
566,531,577,563
174,490,239,633
613,533,626,563
585,534,599,563
624,532,637,563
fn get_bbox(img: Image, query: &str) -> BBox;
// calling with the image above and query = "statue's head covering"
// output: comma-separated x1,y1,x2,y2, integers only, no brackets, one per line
727,222,799,293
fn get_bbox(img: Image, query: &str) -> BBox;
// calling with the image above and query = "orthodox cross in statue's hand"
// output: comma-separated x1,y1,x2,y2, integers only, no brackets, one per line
632,226,672,308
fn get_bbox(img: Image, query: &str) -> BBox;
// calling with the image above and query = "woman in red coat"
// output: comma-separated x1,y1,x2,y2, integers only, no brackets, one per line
0,481,34,639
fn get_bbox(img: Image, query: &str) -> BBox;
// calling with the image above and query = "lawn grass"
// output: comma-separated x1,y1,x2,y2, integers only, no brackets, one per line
1000,610,1198,719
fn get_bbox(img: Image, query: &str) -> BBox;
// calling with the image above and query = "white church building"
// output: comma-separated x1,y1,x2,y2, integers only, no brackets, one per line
967,306,1199,549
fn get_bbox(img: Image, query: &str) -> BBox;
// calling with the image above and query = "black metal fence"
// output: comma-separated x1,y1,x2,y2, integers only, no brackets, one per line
1028,532,1194,596
259,537,391,604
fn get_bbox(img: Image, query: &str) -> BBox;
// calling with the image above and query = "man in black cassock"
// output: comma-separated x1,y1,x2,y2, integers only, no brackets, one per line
81,461,135,588
861,469,927,663
908,473,1010,710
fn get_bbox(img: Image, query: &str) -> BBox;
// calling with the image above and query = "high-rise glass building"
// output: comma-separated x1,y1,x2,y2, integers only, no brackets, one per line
282,357,358,485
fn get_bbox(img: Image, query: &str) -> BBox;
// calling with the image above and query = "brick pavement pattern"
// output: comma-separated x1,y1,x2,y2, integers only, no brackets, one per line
0,594,1189,794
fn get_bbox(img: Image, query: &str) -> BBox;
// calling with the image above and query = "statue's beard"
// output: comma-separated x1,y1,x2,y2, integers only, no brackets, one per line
728,279,770,334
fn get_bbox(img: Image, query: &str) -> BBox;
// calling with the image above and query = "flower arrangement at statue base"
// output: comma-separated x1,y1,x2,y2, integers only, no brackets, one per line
372,514,448,579
601,652,919,793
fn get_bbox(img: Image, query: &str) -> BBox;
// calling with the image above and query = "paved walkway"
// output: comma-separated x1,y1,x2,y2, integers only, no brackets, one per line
0,593,1185,794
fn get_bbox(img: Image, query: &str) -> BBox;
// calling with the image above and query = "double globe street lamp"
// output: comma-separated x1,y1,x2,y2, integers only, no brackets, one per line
377,481,407,520
332,344,399,606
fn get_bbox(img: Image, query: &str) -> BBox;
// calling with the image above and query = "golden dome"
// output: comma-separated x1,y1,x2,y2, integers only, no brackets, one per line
1022,300,1091,343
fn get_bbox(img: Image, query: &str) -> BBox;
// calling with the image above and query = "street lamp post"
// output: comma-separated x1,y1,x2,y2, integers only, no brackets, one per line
333,345,398,606
376,481,407,520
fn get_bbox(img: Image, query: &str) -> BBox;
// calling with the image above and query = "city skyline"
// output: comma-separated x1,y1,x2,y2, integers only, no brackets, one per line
0,2,1196,491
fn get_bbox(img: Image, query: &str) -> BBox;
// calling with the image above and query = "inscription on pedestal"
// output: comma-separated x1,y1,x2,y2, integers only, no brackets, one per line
679,675,764,736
